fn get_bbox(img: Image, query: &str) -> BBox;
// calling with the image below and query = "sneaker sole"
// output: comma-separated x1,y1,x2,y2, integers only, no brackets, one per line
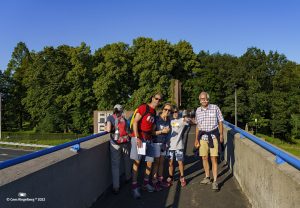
200,182,212,185
142,187,154,193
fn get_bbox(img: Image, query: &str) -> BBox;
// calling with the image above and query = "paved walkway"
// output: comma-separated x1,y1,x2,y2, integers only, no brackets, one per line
91,125,251,208
0,147,34,162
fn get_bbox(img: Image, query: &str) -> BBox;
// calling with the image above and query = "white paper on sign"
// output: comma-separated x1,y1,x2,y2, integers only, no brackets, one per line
137,142,146,155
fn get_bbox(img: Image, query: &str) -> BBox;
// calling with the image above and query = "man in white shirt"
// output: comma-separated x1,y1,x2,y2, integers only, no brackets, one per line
194,92,224,191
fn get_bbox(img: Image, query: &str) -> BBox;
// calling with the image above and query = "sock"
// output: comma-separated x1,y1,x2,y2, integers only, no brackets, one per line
143,178,149,186
131,182,138,189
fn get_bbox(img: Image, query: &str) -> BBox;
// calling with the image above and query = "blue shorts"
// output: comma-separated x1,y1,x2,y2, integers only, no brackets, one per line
130,137,155,162
153,143,167,158
168,149,184,161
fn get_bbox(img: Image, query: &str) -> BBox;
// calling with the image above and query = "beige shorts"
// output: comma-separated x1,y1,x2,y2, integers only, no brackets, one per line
199,139,218,157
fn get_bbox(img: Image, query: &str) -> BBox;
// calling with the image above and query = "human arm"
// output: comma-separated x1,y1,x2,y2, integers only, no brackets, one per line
105,121,112,132
153,125,170,135
218,121,223,143
133,113,143,148
195,126,200,148
216,106,224,143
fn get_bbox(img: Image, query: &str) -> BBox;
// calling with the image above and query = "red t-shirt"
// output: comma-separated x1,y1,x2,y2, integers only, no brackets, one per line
136,104,156,140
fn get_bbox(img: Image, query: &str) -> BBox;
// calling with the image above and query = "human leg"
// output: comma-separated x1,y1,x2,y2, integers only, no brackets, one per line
110,142,121,191
122,143,132,181
210,139,219,191
130,137,142,198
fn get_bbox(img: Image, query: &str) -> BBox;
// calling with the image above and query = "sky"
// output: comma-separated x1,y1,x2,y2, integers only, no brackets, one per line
0,0,299,70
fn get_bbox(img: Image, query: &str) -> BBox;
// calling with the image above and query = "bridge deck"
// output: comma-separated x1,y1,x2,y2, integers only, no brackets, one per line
91,126,251,208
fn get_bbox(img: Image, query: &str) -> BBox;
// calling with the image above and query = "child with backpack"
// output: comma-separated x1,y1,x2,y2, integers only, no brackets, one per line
106,104,131,194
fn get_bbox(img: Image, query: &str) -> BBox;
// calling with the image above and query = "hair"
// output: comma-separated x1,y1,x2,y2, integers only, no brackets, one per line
173,105,179,112
151,92,163,99
162,102,173,111
149,91,163,103
199,91,210,100
113,108,121,114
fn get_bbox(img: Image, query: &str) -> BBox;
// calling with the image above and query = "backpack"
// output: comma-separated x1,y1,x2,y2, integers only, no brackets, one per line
128,103,153,132
112,114,130,144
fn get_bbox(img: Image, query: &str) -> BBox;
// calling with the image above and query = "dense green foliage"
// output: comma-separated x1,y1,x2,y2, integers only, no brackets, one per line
1,38,299,140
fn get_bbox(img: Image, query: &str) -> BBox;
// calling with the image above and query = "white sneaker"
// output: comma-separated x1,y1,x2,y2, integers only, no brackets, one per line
142,183,155,192
132,187,141,199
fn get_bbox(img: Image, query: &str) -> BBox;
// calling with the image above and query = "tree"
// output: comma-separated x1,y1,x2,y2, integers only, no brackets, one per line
23,46,72,132
61,43,96,133
270,61,299,140
173,41,200,109
4,42,32,130
129,37,178,108
93,42,134,110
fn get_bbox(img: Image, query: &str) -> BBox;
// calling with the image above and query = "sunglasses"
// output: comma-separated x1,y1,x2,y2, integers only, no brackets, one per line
154,97,162,101
163,108,172,112
173,111,178,113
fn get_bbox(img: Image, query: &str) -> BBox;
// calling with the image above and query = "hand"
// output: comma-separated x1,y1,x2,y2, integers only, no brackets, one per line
162,127,170,134
194,140,200,148
220,134,224,143
136,137,142,148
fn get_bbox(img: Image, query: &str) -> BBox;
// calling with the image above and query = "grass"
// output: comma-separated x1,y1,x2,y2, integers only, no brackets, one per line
0,131,90,150
0,144,44,151
256,133,300,158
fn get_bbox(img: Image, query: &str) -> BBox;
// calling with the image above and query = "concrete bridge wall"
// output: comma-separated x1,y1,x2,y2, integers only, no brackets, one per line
0,135,115,208
224,127,300,208
1,126,300,208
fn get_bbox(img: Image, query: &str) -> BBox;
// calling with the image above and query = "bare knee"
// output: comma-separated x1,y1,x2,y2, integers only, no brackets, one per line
202,156,208,161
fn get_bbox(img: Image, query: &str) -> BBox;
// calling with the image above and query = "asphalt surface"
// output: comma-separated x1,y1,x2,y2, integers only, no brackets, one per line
91,125,251,208
0,148,33,162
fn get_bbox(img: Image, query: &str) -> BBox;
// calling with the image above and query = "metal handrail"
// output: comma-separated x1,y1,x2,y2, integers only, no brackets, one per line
223,121,300,170
0,131,108,170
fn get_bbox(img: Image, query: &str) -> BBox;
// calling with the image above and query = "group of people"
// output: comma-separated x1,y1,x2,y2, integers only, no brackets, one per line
105,91,224,199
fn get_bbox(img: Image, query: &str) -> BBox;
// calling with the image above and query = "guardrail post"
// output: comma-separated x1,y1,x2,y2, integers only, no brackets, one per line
70,144,80,152
275,155,286,165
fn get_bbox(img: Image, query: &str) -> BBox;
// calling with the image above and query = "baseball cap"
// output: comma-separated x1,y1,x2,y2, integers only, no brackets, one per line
182,110,188,117
113,104,123,112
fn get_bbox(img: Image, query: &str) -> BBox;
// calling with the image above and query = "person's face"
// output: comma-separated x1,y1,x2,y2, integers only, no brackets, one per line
173,110,179,119
199,94,209,107
151,94,162,108
162,105,172,116
116,110,122,116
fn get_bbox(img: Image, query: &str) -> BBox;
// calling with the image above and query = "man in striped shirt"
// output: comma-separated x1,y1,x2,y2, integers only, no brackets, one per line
194,91,224,191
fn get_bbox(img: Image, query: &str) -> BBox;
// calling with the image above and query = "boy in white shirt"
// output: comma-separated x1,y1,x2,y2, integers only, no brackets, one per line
167,108,190,187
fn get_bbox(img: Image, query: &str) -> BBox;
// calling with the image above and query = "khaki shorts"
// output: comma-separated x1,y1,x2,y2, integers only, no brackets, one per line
199,139,218,157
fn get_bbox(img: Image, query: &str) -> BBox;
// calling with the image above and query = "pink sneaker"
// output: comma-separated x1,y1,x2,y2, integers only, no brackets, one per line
166,177,173,186
159,180,170,188
180,177,186,187
153,182,162,192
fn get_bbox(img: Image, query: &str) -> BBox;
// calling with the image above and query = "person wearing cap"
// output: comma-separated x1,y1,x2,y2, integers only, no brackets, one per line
167,107,191,187
106,104,131,194
194,92,224,191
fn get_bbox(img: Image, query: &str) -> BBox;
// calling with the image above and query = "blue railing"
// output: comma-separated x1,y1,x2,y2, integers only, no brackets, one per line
223,121,300,170
0,131,108,170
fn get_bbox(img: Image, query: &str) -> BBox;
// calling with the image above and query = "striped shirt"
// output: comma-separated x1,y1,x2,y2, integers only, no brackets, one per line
196,104,224,140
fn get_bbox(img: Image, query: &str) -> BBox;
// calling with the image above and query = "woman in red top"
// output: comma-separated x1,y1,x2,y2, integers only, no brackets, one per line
130,92,162,199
